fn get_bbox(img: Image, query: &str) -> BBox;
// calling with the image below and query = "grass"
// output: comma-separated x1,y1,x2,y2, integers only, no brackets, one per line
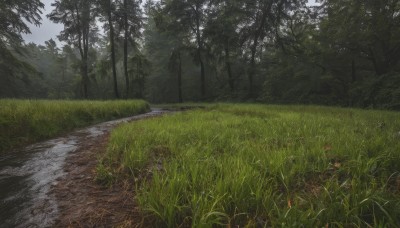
100,104,400,227
0,99,150,153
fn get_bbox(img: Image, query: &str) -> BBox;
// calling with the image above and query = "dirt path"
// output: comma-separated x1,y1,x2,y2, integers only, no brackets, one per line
51,133,138,227
51,110,170,227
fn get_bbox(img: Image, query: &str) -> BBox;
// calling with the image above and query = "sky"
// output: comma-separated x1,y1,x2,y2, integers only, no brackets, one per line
22,0,64,46
23,0,319,46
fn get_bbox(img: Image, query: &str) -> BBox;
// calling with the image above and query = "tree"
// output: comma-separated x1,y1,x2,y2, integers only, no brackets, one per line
116,0,143,97
160,0,209,100
21,40,80,98
204,0,243,93
168,48,183,103
319,0,400,76
98,0,120,98
144,3,195,103
315,0,400,107
128,53,150,98
0,0,44,97
238,0,306,98
0,0,44,50
48,0,98,98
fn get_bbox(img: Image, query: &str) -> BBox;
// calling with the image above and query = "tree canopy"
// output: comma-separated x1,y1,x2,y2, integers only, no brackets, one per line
1,0,400,109
0,0,44,96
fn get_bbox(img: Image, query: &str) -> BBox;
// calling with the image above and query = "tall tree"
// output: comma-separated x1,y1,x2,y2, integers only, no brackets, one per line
144,3,187,103
149,0,190,102
160,0,209,100
129,53,150,98
168,47,184,103
242,0,270,98
205,0,243,93
116,0,143,97
240,0,305,98
48,0,98,98
98,0,120,98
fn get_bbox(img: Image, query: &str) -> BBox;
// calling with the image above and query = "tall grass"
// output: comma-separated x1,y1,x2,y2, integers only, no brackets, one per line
0,99,149,153
102,104,400,227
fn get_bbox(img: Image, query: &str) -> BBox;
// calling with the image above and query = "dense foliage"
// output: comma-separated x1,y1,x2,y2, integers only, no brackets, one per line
1,0,400,109
0,0,44,97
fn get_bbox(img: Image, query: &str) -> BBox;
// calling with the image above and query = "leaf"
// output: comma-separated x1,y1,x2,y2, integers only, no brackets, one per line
334,162,341,168
323,144,332,151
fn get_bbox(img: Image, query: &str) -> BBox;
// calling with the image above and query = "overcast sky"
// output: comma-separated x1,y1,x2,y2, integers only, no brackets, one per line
22,0,64,46
23,0,319,46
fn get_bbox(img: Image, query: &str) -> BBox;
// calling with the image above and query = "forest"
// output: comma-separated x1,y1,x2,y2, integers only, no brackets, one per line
1,0,399,109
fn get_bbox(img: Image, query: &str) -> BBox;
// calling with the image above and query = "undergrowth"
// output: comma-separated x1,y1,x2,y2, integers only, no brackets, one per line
101,104,400,227
0,99,149,153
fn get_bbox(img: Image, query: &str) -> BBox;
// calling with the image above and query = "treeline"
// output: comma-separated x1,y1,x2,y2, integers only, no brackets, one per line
1,0,400,109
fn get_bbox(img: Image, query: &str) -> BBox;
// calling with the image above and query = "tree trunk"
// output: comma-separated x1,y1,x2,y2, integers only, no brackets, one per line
82,23,90,99
369,47,390,76
75,3,89,99
108,0,119,99
248,2,270,99
195,10,205,100
177,50,183,103
199,50,205,99
137,59,143,98
81,61,88,99
225,42,234,92
123,0,129,98
248,36,258,98
351,59,356,83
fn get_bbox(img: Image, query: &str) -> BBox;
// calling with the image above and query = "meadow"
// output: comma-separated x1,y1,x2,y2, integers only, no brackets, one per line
0,99,149,153
100,104,400,227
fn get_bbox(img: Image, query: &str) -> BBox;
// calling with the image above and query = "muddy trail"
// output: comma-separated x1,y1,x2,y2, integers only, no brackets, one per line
0,108,170,227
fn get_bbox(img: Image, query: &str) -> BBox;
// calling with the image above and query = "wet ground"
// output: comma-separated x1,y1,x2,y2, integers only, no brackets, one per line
0,109,169,228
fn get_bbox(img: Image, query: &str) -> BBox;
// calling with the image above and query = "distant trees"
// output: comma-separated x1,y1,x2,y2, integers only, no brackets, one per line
148,0,309,100
1,0,399,109
320,0,400,76
240,0,306,98
22,40,77,98
204,0,241,93
158,0,209,99
315,0,400,107
48,0,144,99
142,0,399,108
143,5,182,103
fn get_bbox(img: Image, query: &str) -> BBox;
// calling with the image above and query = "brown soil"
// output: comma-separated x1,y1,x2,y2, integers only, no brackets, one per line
50,132,142,227
49,110,182,227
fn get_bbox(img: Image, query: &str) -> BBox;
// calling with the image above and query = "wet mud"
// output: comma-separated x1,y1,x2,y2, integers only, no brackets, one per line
0,109,169,227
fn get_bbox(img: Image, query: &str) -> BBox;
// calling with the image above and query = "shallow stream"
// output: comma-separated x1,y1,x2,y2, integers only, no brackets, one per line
0,109,167,227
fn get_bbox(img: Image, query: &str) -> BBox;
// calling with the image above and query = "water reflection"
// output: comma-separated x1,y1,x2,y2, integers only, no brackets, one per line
0,109,167,227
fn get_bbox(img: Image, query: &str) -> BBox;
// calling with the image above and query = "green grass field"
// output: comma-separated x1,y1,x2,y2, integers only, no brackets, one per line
100,104,400,227
0,99,149,153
